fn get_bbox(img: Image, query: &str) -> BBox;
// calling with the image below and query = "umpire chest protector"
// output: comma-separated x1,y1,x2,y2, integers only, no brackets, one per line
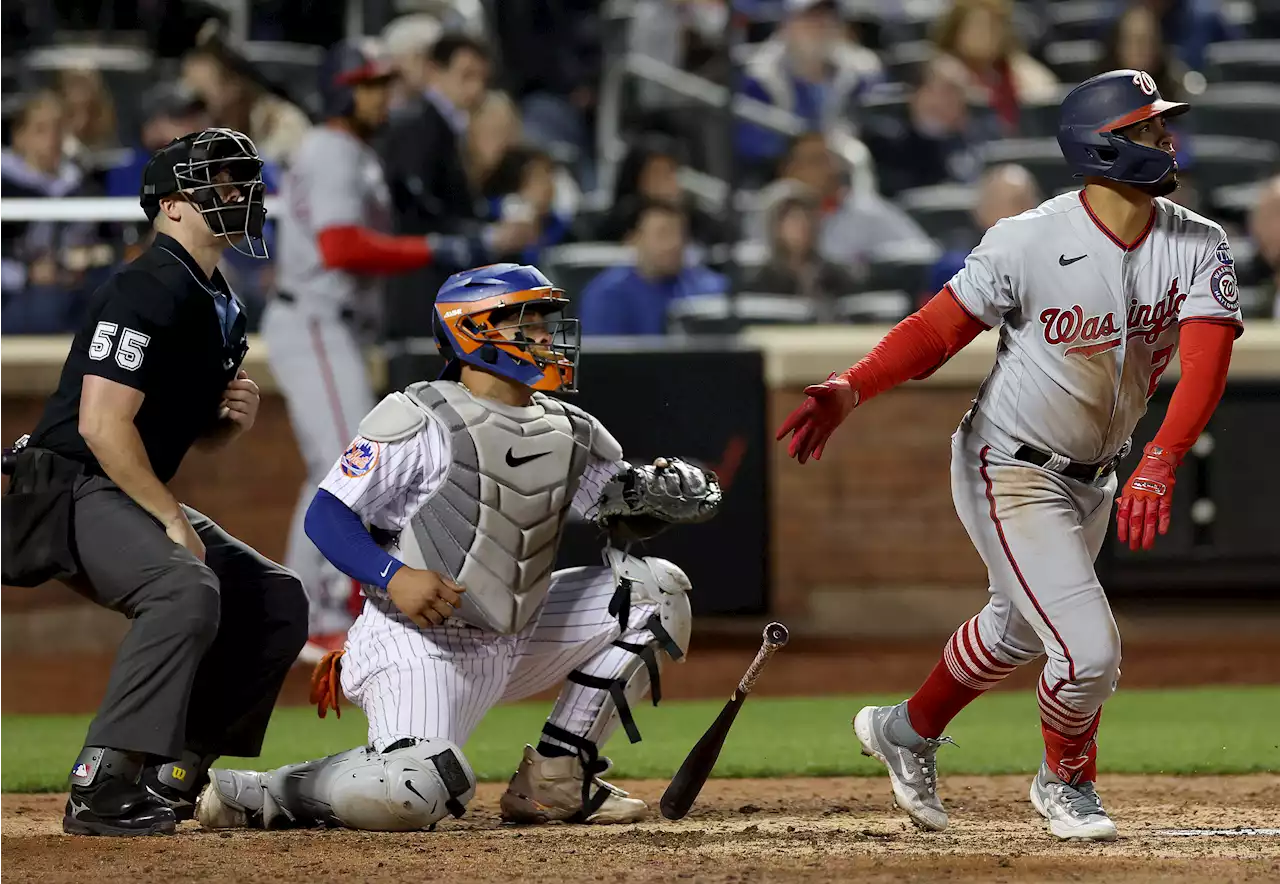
362,380,614,634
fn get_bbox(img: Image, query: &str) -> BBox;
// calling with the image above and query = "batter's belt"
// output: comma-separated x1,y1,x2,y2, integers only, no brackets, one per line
965,409,1128,484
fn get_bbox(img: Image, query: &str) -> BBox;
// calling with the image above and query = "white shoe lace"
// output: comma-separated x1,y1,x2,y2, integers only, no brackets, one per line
910,736,956,796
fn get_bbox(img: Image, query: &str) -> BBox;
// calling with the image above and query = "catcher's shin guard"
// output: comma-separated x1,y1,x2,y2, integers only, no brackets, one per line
246,739,476,831
541,551,692,817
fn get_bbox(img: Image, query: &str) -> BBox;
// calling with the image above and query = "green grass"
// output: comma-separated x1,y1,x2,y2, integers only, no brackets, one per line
4,687,1277,793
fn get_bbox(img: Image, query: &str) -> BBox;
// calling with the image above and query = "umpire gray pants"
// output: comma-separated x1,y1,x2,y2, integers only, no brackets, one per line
68,476,309,760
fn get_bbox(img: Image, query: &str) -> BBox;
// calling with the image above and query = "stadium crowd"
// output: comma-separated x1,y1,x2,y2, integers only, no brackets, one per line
3,0,1279,338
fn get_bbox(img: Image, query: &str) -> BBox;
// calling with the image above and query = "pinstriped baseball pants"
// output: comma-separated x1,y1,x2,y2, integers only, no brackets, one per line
340,565,660,752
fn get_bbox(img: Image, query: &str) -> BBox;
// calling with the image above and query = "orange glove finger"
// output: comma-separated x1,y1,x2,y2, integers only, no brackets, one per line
1115,496,1131,544
309,650,344,719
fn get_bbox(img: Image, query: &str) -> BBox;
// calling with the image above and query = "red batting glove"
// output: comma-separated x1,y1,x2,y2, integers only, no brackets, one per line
775,373,859,464
1115,443,1179,551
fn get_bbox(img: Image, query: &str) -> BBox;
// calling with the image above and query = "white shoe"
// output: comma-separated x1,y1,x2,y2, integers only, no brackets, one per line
1029,762,1118,841
499,745,647,824
854,703,952,832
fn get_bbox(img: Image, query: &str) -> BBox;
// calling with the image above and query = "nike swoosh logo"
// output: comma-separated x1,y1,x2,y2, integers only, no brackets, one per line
404,779,432,807
381,561,392,578
1059,254,1087,266
505,448,551,468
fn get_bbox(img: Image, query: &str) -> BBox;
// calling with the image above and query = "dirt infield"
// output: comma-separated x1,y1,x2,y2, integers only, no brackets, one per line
5,775,1278,884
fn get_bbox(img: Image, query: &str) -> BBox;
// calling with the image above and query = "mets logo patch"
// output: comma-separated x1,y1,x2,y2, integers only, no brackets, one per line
1210,264,1238,311
340,438,380,478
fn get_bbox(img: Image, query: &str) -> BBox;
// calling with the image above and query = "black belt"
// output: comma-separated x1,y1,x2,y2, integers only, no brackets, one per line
276,291,355,322
1014,445,1121,483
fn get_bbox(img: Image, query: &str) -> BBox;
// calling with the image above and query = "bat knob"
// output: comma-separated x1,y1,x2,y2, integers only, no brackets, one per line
764,621,789,646
653,457,670,470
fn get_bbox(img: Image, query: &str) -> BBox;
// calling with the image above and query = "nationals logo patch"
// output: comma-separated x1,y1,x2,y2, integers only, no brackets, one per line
340,438,381,478
1210,263,1239,311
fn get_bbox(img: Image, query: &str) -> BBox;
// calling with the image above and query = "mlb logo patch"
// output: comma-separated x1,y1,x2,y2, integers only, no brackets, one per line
72,763,91,778
340,438,381,478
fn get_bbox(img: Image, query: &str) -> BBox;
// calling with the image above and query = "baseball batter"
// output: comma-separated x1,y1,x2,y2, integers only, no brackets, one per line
778,71,1241,841
266,40,475,659
195,264,721,830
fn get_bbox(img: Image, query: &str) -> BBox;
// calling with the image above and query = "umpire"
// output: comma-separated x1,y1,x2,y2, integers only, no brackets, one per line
1,128,308,836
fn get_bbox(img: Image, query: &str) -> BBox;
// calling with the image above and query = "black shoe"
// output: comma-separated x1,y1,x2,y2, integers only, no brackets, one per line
63,779,177,836
141,769,206,822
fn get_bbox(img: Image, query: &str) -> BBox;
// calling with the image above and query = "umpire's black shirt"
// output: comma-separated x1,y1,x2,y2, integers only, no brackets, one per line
29,234,249,483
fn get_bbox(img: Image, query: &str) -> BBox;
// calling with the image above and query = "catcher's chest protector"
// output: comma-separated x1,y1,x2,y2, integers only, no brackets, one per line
398,381,594,634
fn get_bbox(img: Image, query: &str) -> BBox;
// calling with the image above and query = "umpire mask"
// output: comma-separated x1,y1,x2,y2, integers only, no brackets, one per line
141,128,269,259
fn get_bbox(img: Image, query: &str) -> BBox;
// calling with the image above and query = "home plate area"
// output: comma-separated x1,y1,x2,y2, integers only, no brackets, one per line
5,774,1279,884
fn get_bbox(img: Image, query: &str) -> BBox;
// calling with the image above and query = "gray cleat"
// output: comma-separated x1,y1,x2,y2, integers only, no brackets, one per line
1029,762,1118,841
854,703,953,832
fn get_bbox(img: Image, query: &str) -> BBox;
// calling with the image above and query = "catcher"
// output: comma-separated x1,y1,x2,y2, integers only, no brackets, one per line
195,263,720,831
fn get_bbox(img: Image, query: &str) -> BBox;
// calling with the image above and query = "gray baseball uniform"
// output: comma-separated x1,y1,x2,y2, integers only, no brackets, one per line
264,125,394,633
941,191,1242,731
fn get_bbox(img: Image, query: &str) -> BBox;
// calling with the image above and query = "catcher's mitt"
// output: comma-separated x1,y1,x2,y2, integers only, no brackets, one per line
595,457,722,543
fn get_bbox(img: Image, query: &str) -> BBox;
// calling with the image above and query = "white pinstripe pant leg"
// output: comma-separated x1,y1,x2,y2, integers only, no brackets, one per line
503,566,661,751
341,597,516,751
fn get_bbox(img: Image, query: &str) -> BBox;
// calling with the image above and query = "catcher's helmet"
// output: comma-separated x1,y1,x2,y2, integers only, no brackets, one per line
141,127,268,259
1057,69,1189,187
433,264,580,393
318,38,395,118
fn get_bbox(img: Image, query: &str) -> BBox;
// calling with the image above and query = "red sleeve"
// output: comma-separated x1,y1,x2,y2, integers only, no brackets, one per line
316,225,433,275
839,289,988,404
1150,320,1235,462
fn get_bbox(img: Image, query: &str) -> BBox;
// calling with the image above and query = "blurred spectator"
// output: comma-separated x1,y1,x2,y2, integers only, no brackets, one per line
1109,0,1243,72
105,84,211,198
483,146,572,265
381,34,537,334
932,0,1057,132
491,2,602,184
578,199,728,336
468,90,584,225
55,68,118,163
381,13,442,110
592,137,732,246
736,0,883,170
751,132,932,267
466,90,523,193
1100,5,1187,101
747,182,863,315
862,55,986,198
1,92,103,333
1245,176,1280,318
182,41,310,166
929,163,1041,294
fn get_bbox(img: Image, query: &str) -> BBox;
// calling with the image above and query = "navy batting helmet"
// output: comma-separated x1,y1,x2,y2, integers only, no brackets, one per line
318,39,395,118
1057,70,1189,187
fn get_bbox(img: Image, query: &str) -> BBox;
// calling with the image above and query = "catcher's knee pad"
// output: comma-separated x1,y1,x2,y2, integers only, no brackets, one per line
266,739,476,832
603,546,692,661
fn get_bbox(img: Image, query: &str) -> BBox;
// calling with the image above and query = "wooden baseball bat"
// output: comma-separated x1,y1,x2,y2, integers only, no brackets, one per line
659,622,789,821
